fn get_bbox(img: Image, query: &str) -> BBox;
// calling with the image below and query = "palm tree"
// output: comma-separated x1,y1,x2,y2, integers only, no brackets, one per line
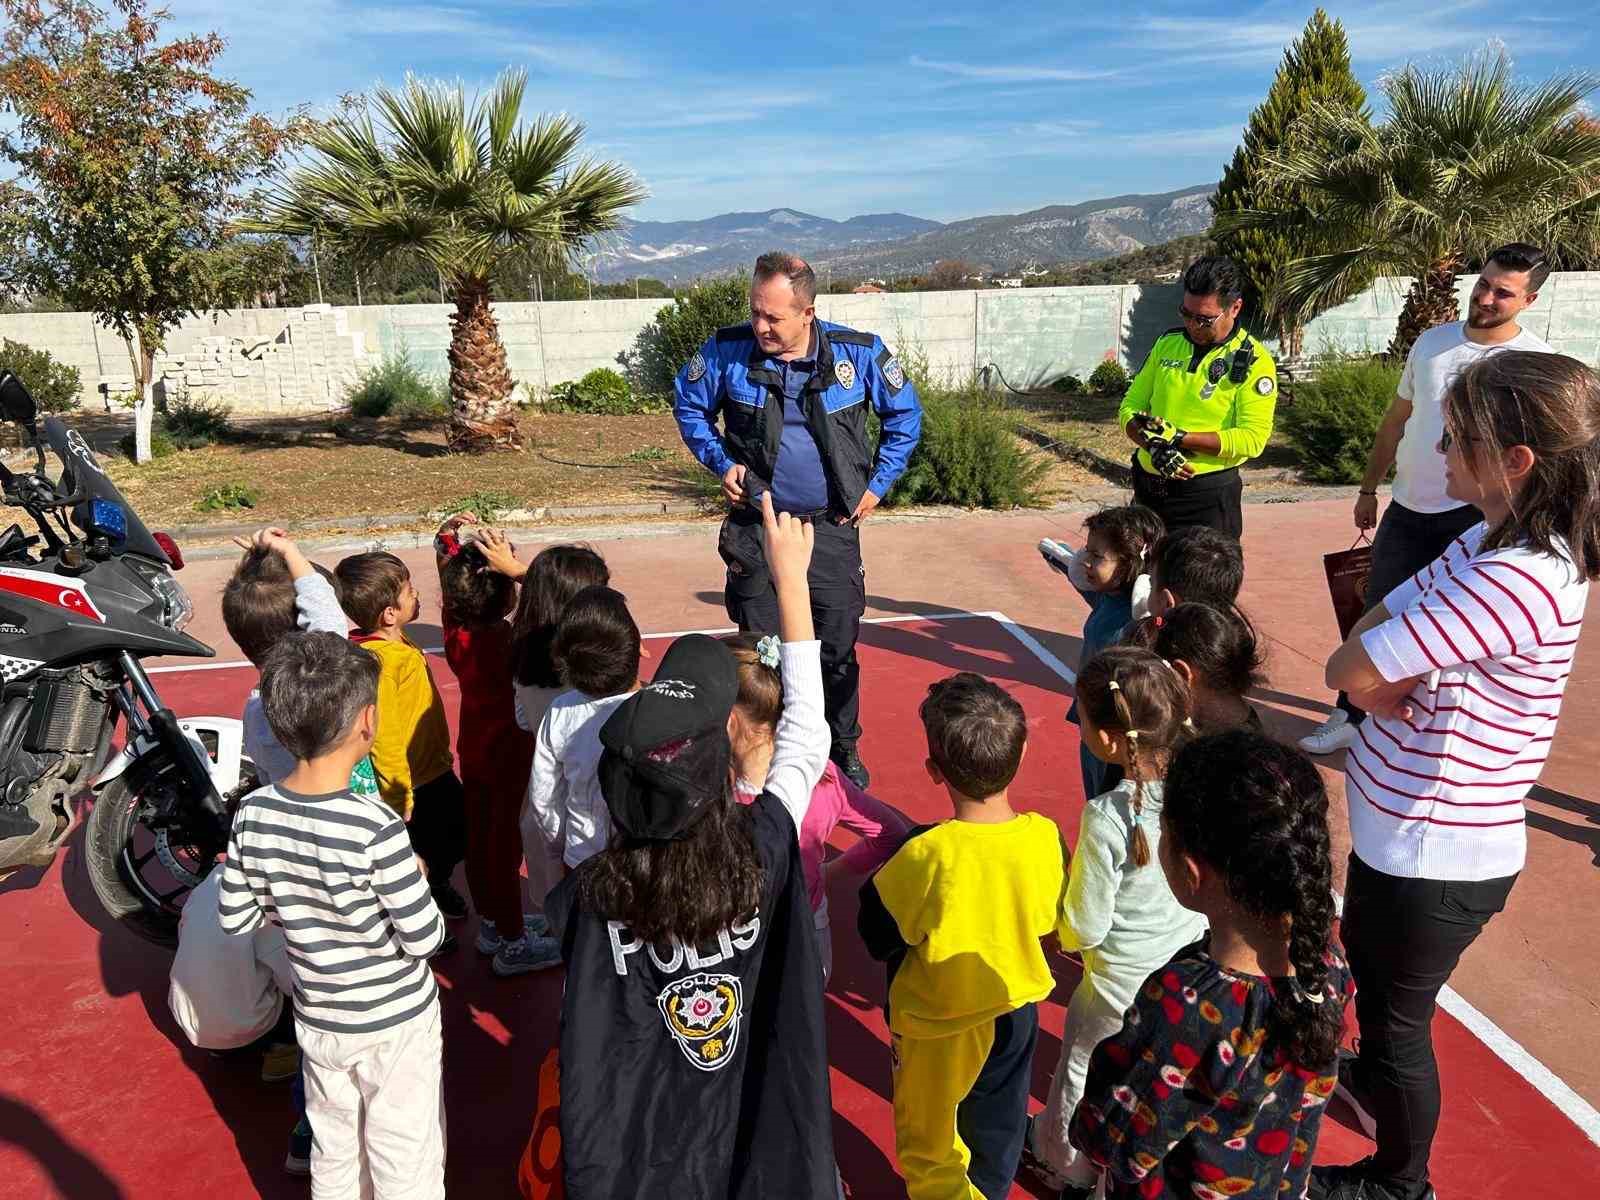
1216,52,1600,361
249,70,645,450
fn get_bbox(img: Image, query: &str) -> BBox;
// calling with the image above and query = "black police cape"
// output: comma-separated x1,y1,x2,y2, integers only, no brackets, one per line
546,791,836,1199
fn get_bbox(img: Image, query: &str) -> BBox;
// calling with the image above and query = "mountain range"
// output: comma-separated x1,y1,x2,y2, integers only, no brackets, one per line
591,185,1214,282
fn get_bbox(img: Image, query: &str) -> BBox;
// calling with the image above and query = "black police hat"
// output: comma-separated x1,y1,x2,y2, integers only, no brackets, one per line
598,634,739,841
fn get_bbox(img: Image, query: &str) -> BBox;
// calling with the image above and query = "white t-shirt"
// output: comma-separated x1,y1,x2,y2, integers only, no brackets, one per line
168,870,294,1049
1392,322,1553,514
1346,524,1587,881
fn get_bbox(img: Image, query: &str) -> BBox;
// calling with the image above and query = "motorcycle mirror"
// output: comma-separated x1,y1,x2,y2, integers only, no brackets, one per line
0,372,38,427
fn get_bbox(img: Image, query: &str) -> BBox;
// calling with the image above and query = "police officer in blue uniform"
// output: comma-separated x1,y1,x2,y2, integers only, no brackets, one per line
673,252,922,788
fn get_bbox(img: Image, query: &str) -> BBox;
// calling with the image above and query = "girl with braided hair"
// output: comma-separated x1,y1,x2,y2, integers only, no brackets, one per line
1069,729,1353,1200
1021,646,1206,1199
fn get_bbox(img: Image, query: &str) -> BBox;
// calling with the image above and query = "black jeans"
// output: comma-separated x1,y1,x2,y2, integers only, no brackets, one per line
959,1002,1040,1200
1129,457,1244,539
719,506,866,748
409,770,467,884
1341,853,1517,1188
1336,501,1482,723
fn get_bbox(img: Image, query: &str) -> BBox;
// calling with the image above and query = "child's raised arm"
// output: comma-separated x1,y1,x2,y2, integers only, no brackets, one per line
758,492,828,830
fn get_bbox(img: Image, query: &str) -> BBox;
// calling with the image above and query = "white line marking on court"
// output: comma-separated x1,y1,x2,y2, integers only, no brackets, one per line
148,610,1600,1145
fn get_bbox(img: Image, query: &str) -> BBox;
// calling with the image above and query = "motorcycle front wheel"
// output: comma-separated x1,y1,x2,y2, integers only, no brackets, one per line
84,765,256,946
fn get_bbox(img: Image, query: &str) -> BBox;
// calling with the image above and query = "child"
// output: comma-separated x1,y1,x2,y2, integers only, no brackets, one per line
1069,730,1353,1199
546,492,837,1198
859,672,1067,1200
1131,601,1267,733
435,516,558,976
1317,352,1598,1200
1024,646,1208,1198
220,632,448,1199
526,585,642,879
335,550,468,925
1147,523,1244,617
725,630,911,984
510,544,610,914
221,526,370,1174
223,527,363,790
1039,504,1164,801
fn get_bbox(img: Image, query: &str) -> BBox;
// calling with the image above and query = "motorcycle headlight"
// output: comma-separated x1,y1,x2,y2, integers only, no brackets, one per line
149,570,194,631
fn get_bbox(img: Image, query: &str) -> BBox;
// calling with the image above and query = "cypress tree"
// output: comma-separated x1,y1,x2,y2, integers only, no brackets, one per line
1210,9,1367,357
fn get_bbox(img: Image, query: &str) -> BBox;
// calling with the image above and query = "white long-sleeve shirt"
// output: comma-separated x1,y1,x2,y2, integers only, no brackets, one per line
529,690,632,868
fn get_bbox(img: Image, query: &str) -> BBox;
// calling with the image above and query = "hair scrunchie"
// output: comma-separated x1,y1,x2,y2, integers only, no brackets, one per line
756,635,781,670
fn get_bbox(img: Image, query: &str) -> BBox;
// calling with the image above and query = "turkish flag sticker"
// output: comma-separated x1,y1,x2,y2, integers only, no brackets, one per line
0,567,106,623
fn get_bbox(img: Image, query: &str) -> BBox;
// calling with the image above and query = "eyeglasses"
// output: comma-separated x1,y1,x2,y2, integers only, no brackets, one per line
1437,430,1480,453
1178,305,1223,328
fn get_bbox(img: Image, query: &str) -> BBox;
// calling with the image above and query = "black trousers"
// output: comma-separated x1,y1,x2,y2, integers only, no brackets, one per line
719,506,865,748
1341,853,1517,1187
1129,456,1244,539
1336,500,1482,723
409,769,467,884
960,1002,1040,1200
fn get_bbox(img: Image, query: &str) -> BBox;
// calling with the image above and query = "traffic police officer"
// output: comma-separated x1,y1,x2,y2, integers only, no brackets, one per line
673,252,922,789
1118,255,1278,538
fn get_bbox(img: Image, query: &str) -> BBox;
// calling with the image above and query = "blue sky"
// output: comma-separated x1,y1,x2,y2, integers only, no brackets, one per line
159,0,1595,224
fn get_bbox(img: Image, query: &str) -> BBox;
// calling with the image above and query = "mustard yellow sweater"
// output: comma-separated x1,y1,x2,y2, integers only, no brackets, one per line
352,633,453,818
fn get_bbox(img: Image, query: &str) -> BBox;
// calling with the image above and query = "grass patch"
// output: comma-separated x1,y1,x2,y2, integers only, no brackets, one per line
622,445,670,463
118,427,179,461
196,482,259,513
445,489,520,522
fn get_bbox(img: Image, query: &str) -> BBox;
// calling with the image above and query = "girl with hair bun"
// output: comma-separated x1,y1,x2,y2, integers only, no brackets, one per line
1068,730,1353,1199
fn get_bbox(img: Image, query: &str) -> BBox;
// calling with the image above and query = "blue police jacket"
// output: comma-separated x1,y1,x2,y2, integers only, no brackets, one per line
673,320,923,516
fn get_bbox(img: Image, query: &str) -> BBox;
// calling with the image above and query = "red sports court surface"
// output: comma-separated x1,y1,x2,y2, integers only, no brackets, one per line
1,612,1597,1198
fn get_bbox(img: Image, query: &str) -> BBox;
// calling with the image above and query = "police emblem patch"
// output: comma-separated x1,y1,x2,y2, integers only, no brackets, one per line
658,972,744,1072
1255,376,1275,396
834,359,856,390
883,356,906,390
686,351,707,383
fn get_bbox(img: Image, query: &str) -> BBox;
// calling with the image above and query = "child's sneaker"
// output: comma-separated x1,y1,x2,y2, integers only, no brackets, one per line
1038,538,1076,580
492,934,562,977
1299,710,1359,756
1016,1114,1070,1192
284,1119,312,1176
260,1041,300,1084
476,913,552,956
431,882,469,920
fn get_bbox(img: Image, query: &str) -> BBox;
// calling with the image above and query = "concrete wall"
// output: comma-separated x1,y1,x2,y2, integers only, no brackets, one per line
5,272,1600,413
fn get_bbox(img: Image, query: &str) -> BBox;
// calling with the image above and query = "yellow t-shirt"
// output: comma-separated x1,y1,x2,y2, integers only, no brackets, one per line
859,812,1066,1039
352,633,453,818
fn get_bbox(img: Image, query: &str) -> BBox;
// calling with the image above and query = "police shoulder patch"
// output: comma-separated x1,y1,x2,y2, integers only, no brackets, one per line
1255,375,1275,396
883,357,906,390
685,351,707,383
834,359,856,390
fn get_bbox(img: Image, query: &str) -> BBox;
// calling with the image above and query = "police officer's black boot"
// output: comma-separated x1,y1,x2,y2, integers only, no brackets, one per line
831,742,869,790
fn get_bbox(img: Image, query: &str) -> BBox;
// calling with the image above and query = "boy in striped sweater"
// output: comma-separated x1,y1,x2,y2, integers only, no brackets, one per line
220,632,447,1200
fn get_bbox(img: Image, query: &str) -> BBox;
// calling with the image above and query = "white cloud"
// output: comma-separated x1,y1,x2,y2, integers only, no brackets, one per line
909,56,1120,83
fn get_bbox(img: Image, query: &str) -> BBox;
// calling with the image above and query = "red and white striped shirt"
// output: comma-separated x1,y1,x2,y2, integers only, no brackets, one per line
1347,524,1588,881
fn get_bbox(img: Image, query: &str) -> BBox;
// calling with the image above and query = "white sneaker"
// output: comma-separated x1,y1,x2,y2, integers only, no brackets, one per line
492,934,563,977
1038,538,1075,579
1299,710,1359,755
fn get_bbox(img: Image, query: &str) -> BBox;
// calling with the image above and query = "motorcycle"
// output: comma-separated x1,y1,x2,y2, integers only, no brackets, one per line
0,370,246,945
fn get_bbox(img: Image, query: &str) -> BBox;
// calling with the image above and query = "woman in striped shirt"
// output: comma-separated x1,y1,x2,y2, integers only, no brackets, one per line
1314,351,1600,1200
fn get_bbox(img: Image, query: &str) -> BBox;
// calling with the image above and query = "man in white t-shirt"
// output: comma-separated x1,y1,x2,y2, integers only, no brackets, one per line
1300,244,1554,755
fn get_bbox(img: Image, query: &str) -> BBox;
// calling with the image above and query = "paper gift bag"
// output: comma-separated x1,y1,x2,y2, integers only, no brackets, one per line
1324,537,1374,640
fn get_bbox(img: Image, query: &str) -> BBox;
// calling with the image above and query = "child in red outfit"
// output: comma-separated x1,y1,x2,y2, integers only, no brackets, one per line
436,516,560,976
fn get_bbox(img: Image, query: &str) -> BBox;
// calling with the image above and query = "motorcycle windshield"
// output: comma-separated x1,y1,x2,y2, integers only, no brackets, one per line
44,417,171,565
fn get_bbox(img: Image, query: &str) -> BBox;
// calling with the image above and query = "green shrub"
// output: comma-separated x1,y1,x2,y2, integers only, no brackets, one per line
1281,356,1401,484
118,427,178,460
0,338,82,413
446,489,519,522
621,277,748,394
1051,374,1084,394
1088,360,1129,396
882,385,1050,510
161,395,231,448
623,444,669,463
196,482,259,513
546,368,667,416
346,349,450,419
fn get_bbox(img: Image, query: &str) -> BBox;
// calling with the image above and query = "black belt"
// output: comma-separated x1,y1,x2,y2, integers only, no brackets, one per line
1131,456,1239,497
